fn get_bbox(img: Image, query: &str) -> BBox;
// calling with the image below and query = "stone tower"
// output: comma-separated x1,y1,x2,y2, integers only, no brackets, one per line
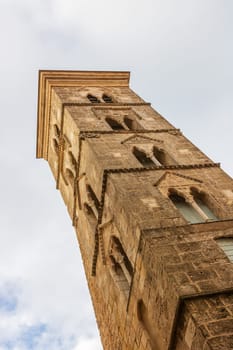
37,70,233,350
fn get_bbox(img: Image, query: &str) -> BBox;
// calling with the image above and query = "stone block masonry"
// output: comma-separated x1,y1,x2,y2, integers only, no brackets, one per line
37,70,233,350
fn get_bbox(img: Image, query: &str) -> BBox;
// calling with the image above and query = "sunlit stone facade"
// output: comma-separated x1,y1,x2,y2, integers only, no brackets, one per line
37,70,233,350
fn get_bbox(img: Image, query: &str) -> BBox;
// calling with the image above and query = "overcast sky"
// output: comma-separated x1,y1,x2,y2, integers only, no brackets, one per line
0,1,232,349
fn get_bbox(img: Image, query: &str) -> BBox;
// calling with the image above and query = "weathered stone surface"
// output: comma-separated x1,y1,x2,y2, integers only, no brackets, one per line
37,70,233,350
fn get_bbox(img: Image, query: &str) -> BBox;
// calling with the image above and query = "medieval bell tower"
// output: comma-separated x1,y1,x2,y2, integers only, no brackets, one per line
37,70,233,350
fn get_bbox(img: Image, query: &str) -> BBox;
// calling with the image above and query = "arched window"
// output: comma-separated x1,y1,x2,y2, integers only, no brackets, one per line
109,236,133,290
152,146,175,166
216,238,233,262
87,94,100,103
109,255,126,280
153,147,167,165
105,118,125,131
102,94,113,103
124,117,142,130
191,188,217,221
86,184,100,213
133,147,155,167
65,168,74,186
53,138,59,155
169,192,204,224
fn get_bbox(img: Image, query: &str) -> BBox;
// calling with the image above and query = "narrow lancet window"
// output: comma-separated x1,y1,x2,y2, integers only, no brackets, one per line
106,118,125,130
124,117,142,130
153,147,166,166
152,146,175,166
191,189,218,221
169,193,204,223
109,236,133,291
133,148,155,167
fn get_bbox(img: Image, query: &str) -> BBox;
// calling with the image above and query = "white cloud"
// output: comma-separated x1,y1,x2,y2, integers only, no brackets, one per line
73,337,102,350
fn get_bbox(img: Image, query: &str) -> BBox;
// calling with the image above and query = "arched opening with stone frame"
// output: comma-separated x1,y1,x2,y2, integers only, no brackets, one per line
191,187,218,221
124,116,143,130
105,117,125,131
153,146,175,166
169,190,204,224
109,236,133,293
133,147,155,167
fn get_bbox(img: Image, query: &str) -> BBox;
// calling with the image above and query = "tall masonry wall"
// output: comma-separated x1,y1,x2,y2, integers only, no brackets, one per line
37,71,233,350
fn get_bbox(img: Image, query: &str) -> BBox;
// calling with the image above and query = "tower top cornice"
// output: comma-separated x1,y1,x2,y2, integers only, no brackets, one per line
37,70,130,158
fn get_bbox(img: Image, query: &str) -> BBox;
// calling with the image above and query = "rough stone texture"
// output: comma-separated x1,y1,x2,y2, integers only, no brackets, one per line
37,71,233,350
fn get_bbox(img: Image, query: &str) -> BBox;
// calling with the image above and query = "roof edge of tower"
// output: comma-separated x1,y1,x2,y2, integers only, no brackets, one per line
36,70,130,158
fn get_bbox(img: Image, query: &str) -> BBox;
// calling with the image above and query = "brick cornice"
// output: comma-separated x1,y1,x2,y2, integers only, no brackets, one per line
80,128,181,136
104,162,220,174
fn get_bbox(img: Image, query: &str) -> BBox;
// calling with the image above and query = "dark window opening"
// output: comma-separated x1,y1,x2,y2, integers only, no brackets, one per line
106,117,125,131
109,255,130,294
153,147,166,165
87,94,100,103
102,94,113,103
137,299,145,322
133,148,155,167
109,235,133,294
111,236,133,277
124,117,142,130
110,255,124,276
153,146,175,166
